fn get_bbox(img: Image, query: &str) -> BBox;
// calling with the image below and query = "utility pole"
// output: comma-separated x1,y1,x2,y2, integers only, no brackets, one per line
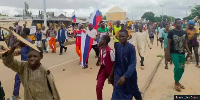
159,4,165,22
64,12,67,16
131,11,133,21
43,0,47,27
188,6,192,17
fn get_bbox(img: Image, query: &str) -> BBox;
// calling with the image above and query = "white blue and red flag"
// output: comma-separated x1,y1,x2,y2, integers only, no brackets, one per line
81,33,93,67
89,8,102,30
72,10,76,23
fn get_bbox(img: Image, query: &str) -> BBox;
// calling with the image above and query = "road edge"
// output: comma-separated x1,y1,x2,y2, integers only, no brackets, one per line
141,57,164,97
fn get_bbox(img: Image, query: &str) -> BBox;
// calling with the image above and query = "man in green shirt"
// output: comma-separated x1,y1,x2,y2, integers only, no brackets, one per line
97,21,109,42
162,23,172,69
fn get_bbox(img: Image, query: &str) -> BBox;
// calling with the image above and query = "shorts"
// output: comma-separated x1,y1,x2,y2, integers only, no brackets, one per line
34,41,42,47
188,43,199,54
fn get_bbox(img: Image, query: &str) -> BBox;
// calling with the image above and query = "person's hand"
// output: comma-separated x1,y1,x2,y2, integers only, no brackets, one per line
117,76,126,86
66,39,68,42
96,61,100,66
108,74,114,84
188,53,193,60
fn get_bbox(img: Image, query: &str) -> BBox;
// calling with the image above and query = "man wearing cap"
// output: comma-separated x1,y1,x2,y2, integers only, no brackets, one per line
186,20,200,67
86,23,99,64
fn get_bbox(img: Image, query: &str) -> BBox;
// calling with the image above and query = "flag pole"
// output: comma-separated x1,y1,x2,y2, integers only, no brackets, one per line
43,0,47,27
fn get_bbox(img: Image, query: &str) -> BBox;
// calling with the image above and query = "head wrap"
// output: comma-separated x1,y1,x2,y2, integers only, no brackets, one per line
189,20,194,24
88,23,93,26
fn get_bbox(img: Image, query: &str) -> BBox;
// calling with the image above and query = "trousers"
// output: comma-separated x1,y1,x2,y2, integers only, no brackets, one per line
13,74,21,96
171,53,185,82
59,41,67,54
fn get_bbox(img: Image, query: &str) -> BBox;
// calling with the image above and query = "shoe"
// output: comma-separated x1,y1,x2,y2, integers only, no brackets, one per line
46,51,48,53
59,53,63,55
65,47,67,52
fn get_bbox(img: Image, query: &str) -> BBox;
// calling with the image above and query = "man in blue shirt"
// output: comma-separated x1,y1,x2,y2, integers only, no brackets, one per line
8,28,32,100
109,29,142,100
56,24,68,55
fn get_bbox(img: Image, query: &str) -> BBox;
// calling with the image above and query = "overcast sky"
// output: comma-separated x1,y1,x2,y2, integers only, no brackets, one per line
0,0,199,20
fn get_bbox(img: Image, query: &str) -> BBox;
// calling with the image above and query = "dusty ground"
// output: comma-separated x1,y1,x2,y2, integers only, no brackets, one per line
143,56,200,100
1,32,197,100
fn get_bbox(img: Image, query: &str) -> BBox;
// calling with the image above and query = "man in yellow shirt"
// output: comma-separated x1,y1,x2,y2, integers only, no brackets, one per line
115,21,132,40
113,20,121,49
186,20,199,67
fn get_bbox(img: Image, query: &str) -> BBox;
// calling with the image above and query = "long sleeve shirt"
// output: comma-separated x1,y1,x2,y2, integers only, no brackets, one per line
132,32,151,57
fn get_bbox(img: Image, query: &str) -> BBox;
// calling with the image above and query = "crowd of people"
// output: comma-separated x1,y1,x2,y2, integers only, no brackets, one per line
0,17,200,100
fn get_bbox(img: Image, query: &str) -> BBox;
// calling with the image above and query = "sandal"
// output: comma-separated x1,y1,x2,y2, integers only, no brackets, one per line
175,84,181,92
7,96,21,100
165,65,168,69
179,84,185,89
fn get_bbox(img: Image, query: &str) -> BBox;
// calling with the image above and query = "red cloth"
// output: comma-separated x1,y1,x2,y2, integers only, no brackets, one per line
74,29,86,46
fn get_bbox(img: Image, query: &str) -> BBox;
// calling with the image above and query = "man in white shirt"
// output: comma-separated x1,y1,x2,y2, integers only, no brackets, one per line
41,26,48,52
157,24,165,49
86,23,99,58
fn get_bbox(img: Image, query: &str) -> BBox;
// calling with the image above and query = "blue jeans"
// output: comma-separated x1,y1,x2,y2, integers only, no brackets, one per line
42,39,46,51
13,74,21,96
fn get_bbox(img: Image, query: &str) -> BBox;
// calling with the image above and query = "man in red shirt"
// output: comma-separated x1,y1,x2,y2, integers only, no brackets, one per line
74,23,86,65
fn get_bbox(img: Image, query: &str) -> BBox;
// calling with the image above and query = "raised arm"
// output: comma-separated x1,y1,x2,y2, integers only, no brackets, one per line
2,42,26,73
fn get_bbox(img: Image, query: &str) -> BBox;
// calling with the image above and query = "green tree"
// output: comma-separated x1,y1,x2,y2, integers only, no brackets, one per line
183,4,200,20
141,11,155,22
102,15,106,20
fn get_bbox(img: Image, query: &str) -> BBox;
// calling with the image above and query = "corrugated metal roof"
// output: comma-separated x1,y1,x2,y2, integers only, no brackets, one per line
106,6,126,14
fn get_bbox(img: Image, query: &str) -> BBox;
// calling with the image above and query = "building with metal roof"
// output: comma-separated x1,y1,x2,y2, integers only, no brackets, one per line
106,6,126,21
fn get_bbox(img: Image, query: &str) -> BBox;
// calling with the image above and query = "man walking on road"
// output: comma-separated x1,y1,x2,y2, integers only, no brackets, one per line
166,18,192,92
110,29,142,100
185,20,200,67
56,24,68,55
113,20,121,49
86,23,99,58
132,24,152,70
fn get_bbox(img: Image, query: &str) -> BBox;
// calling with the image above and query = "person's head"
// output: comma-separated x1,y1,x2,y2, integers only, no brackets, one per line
98,35,110,47
61,24,64,29
42,26,45,30
116,20,120,26
165,23,170,30
28,47,43,69
21,28,30,38
138,24,143,32
175,18,182,29
88,23,93,30
18,26,22,31
120,21,125,29
50,26,54,30
188,20,194,29
118,29,128,44
100,21,105,28
78,23,83,29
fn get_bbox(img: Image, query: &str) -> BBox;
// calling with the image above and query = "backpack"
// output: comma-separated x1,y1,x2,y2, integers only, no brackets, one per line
0,81,5,100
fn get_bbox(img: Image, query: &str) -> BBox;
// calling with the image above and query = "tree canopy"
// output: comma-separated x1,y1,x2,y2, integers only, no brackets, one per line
183,4,200,21
141,11,175,22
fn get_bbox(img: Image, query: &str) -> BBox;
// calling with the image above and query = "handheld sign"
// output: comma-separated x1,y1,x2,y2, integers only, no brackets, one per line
1,27,40,52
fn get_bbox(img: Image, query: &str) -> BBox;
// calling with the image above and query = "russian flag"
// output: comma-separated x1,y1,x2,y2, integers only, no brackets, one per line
72,10,76,23
89,8,102,30
81,32,94,67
